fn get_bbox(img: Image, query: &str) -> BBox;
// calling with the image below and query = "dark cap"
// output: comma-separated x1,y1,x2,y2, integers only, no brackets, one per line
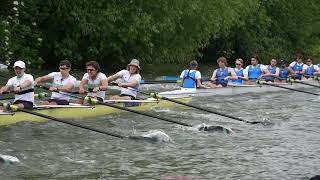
279,59,287,65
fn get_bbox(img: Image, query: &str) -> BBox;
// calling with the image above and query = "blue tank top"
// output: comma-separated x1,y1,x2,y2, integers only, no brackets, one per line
292,63,304,79
182,70,197,88
279,67,289,80
264,65,277,82
306,65,315,76
216,68,229,85
232,68,244,84
248,64,263,80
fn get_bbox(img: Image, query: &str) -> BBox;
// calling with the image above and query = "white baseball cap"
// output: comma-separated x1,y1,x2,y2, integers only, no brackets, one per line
13,60,26,69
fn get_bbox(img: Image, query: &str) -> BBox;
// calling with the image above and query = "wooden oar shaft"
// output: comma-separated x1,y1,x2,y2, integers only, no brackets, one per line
19,108,126,139
294,80,320,88
263,82,319,96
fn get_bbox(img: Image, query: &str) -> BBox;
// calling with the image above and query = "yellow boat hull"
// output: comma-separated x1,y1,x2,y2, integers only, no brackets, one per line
0,97,192,126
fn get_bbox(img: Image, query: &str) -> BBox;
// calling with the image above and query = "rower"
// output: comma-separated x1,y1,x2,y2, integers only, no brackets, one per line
245,55,270,83
278,60,290,82
107,59,141,100
261,58,279,82
305,57,319,79
34,60,77,105
288,52,307,80
209,57,237,87
0,60,34,110
180,60,205,88
78,61,108,103
231,58,248,85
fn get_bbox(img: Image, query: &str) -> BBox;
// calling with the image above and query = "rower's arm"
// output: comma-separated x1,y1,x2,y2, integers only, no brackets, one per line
210,70,217,81
263,68,270,76
274,68,280,77
79,79,88,92
0,85,10,94
57,82,74,92
288,66,295,74
107,74,119,82
229,69,238,80
35,75,52,86
120,80,138,88
20,80,32,89
99,79,108,91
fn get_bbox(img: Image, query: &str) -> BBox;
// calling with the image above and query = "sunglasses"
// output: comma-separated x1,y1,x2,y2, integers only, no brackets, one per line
59,67,69,70
87,68,95,72
235,63,242,65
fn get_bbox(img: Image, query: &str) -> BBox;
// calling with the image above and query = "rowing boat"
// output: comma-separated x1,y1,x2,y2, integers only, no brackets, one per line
0,96,192,126
159,79,319,97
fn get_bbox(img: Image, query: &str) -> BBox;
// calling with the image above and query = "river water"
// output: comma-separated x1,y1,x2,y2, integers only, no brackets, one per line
0,65,319,179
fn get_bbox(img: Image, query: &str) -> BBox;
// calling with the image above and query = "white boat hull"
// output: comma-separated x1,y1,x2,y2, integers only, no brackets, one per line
159,80,320,97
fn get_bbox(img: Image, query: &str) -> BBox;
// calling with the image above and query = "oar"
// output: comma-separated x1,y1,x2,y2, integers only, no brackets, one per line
287,78,320,88
0,102,126,139
140,80,182,84
36,85,233,133
125,88,265,125
257,81,319,96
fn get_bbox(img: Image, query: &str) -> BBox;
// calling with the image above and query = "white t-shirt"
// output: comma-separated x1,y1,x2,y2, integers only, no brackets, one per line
82,72,107,100
212,67,234,78
6,73,34,103
116,70,141,97
289,62,308,70
180,69,202,79
308,64,320,71
245,64,267,72
48,72,77,101
233,68,248,76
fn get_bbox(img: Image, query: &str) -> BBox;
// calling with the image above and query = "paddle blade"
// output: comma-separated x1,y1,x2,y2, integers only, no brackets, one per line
129,130,171,143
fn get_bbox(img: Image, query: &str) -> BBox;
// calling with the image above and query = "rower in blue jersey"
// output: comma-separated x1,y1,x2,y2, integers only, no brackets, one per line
261,58,279,82
231,58,248,85
305,57,319,79
209,57,236,87
288,52,307,80
278,60,290,82
180,60,205,88
245,55,270,83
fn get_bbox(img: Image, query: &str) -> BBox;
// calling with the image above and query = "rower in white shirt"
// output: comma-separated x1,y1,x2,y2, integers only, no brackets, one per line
0,60,34,110
288,52,307,80
304,57,319,79
107,59,142,100
34,60,77,105
209,57,237,87
261,58,280,82
245,55,270,83
79,61,108,103
231,58,248,85
180,60,205,88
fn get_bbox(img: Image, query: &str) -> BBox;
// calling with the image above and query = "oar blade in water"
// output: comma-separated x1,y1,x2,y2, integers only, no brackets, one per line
129,130,171,143
0,154,20,166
